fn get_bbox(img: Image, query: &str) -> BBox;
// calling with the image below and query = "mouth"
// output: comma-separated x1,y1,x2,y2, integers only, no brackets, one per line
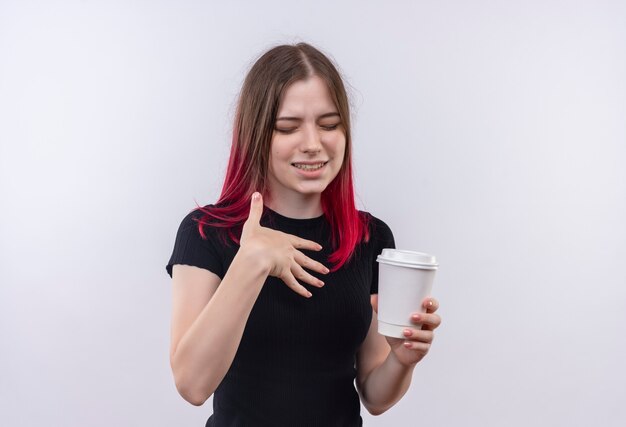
291,161,328,171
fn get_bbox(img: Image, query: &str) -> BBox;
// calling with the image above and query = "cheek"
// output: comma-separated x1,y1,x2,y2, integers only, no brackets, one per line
269,141,282,160
333,136,347,160
271,149,288,166
324,133,345,152
269,151,292,177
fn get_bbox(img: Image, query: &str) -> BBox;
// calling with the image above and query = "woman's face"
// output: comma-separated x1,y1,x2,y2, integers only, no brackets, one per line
267,75,346,202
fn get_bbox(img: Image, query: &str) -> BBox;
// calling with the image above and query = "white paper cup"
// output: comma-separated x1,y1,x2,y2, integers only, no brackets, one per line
376,249,438,338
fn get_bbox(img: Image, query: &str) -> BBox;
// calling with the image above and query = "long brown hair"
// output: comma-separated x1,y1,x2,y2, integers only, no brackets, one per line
196,42,369,270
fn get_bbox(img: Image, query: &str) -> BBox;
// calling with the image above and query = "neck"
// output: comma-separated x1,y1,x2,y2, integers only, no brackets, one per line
264,191,323,219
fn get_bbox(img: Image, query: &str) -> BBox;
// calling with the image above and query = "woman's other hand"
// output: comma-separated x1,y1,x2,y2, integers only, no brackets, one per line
386,297,441,367
239,192,329,298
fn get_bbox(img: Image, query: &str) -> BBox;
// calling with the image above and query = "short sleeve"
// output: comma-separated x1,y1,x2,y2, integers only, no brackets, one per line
368,215,396,295
165,210,225,279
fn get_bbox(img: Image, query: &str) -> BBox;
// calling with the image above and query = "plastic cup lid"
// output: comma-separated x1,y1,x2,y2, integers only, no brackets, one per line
377,249,438,268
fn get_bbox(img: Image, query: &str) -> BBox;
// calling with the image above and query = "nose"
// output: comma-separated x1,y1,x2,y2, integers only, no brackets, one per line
300,124,322,154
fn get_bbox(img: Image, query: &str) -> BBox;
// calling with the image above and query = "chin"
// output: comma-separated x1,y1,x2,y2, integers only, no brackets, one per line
295,183,330,195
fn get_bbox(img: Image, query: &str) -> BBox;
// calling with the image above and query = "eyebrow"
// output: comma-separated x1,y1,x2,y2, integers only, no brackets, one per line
276,112,340,121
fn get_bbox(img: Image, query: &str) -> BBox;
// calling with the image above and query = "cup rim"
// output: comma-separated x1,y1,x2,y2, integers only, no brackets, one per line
377,249,438,268
376,256,439,269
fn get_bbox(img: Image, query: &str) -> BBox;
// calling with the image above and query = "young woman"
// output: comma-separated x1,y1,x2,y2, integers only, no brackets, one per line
166,42,441,426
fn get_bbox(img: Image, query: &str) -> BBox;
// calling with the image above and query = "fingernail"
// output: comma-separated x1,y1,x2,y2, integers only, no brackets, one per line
252,192,260,201
412,314,421,321
403,342,412,348
307,291,313,298
428,300,434,308
403,329,412,337
324,267,330,274
318,280,325,287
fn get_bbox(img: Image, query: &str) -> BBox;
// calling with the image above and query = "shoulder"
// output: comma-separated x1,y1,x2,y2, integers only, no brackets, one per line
359,211,395,248
177,206,206,232
360,211,393,236
176,205,225,241
167,205,230,280
178,207,203,228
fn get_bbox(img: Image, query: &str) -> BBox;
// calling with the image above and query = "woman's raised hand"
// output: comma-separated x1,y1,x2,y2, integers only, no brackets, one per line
239,192,329,298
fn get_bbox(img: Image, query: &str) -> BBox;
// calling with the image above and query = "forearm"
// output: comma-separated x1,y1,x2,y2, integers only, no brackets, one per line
359,351,416,415
171,249,268,405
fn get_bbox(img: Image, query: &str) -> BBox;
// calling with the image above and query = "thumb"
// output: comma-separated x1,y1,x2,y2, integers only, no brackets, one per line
246,192,263,225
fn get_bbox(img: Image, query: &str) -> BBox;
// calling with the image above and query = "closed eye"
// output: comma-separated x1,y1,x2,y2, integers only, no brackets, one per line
275,128,297,134
320,124,340,131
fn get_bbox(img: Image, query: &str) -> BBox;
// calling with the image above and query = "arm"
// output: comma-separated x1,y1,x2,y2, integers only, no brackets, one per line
169,252,268,406
169,193,328,406
355,295,441,415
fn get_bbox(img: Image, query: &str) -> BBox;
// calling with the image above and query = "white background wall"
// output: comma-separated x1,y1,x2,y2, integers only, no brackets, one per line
1,1,625,426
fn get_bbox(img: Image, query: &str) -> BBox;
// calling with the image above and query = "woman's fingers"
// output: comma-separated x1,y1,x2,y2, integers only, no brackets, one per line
411,312,442,331
279,271,313,298
278,260,325,298
418,298,441,331
290,261,325,288
401,340,431,352
402,328,434,343
423,297,439,313
401,328,435,352
246,192,264,226
289,235,323,252
241,192,264,244
293,251,329,275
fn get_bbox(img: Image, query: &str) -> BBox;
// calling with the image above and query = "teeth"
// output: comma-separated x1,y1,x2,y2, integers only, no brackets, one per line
293,162,325,171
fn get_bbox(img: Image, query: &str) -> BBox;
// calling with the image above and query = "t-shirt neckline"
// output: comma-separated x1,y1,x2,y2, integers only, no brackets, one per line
263,206,326,228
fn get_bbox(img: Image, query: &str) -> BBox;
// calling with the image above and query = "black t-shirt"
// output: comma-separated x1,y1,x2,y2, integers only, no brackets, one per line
166,206,395,427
